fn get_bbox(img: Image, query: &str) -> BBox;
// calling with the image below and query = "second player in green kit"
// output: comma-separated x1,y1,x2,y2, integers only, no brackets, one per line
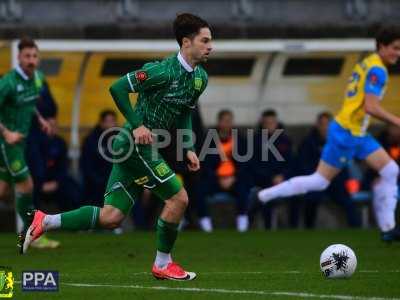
0,38,59,250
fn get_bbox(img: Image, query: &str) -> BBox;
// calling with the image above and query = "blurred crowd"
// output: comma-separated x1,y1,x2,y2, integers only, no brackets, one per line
17,83,400,233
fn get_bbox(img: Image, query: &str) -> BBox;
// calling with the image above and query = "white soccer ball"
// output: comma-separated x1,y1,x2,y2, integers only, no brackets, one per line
320,244,357,279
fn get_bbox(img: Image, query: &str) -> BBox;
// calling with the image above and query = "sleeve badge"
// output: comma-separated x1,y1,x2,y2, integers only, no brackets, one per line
135,71,148,83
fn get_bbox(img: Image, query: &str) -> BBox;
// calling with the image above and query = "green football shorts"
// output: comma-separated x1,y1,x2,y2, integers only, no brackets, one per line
104,128,182,215
0,142,30,183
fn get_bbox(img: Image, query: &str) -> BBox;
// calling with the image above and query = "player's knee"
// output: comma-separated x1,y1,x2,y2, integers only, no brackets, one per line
99,206,124,229
175,189,189,208
380,160,399,180
312,172,331,191
309,172,330,192
0,182,9,196
15,177,33,194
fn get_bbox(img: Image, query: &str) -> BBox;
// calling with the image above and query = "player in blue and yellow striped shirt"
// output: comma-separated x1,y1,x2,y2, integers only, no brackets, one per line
258,26,400,242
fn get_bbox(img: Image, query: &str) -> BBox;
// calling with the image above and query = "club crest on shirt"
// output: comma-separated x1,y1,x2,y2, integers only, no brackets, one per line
135,71,148,83
194,78,202,91
11,160,22,172
370,74,378,85
155,162,170,177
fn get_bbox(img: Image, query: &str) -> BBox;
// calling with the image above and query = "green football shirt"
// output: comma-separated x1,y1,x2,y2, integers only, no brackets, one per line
109,52,208,150
0,67,44,141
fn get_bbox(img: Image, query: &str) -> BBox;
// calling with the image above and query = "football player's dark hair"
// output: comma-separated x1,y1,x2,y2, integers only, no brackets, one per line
18,37,38,51
173,13,210,47
376,25,400,50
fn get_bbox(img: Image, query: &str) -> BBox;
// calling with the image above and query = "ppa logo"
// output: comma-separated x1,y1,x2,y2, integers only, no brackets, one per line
22,271,59,292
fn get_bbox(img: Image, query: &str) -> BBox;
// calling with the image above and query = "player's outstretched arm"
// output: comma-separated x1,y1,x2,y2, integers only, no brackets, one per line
109,76,143,129
109,63,169,129
109,78,153,144
364,94,400,127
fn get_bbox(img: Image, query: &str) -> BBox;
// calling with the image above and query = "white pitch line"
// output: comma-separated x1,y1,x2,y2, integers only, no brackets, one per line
129,271,265,276
63,282,400,300
359,271,379,273
127,270,394,276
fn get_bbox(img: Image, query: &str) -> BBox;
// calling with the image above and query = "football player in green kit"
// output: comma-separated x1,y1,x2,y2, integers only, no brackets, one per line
23,13,212,281
0,38,59,250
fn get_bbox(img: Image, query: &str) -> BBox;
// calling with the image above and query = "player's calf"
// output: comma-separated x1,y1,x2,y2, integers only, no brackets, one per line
22,205,104,253
161,188,189,223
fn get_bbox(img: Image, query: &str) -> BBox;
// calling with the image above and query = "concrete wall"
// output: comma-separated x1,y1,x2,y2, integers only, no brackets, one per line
1,0,400,38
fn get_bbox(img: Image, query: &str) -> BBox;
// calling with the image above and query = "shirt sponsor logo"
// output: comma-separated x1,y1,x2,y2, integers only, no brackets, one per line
170,81,179,88
18,95,38,103
134,176,149,185
163,96,191,105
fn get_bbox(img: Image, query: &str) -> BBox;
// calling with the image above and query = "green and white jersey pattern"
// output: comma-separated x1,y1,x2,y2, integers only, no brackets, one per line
0,66,44,139
125,52,208,130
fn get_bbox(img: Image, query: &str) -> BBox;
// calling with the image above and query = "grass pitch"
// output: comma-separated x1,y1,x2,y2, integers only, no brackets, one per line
2,229,400,299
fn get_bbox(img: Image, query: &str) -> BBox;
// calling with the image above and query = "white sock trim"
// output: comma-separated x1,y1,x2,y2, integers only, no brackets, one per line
155,251,172,269
43,214,61,231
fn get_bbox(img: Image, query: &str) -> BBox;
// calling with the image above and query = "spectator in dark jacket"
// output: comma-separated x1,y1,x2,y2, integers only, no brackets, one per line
292,112,361,227
27,79,58,208
29,118,80,211
197,109,250,232
248,109,294,229
80,110,117,207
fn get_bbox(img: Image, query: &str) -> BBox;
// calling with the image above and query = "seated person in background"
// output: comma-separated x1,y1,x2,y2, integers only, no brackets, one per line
197,109,250,232
248,109,294,229
80,110,117,207
291,112,361,228
29,118,80,211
